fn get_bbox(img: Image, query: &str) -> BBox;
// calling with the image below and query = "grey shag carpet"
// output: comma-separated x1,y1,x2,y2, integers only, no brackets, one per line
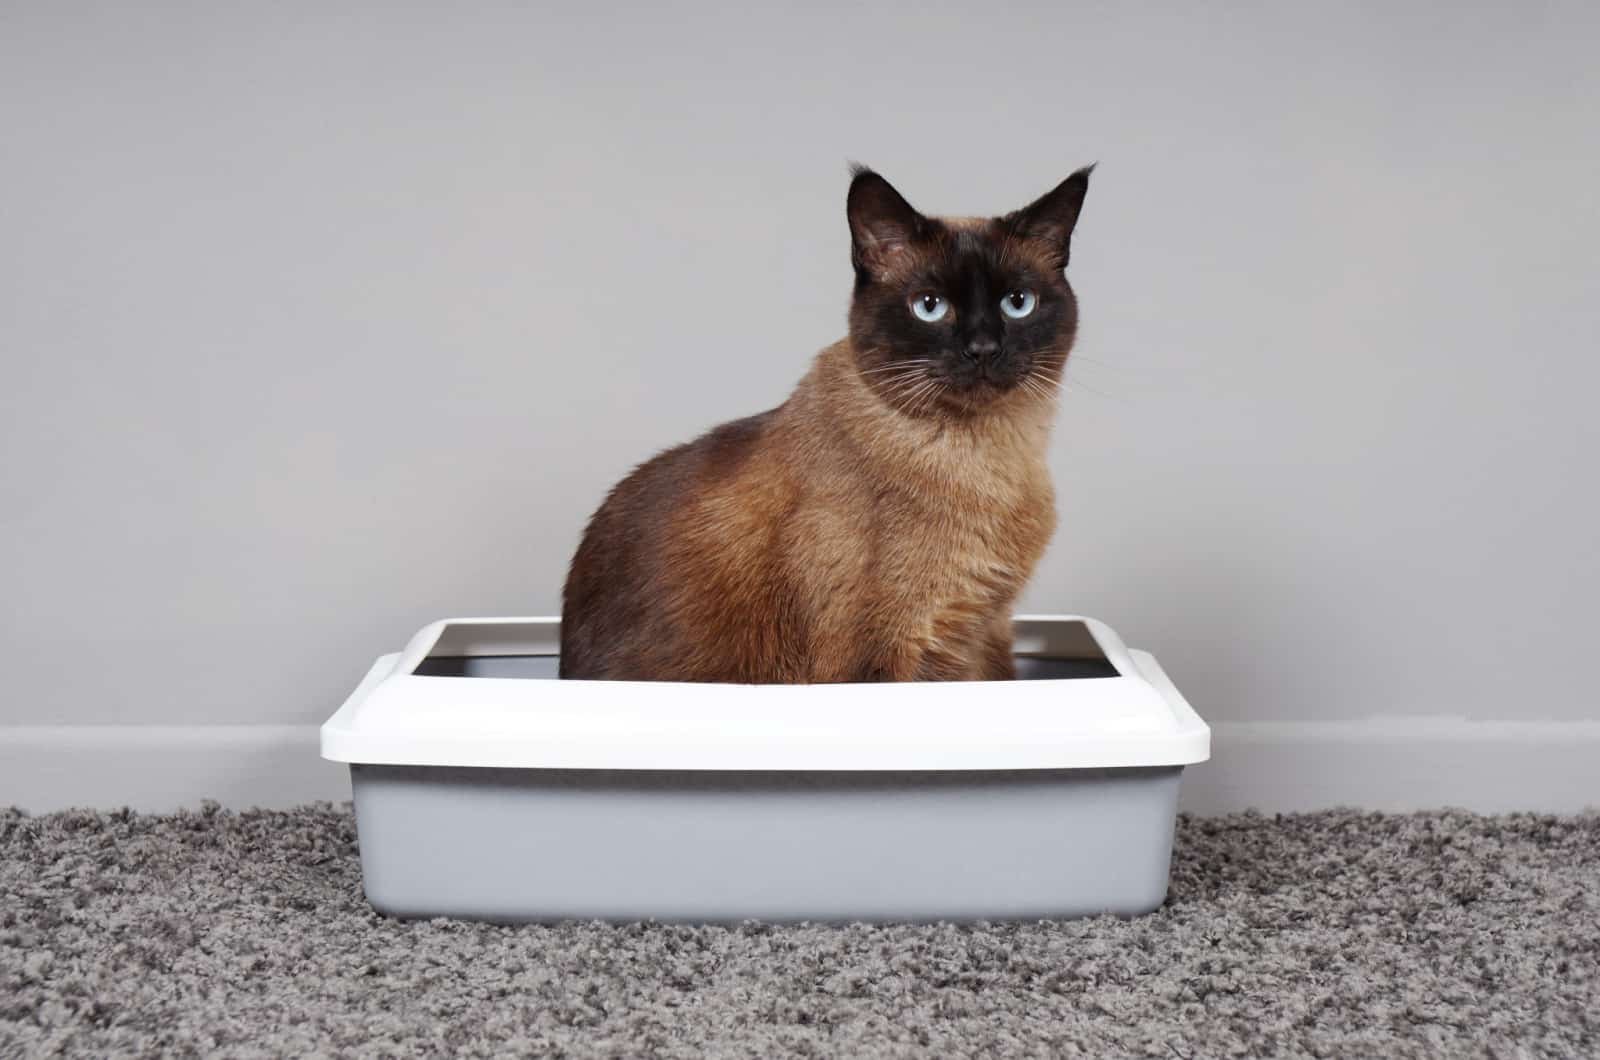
2,806,1596,1058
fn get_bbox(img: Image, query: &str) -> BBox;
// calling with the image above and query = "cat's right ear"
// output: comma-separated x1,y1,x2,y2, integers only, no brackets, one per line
847,166,925,280
1005,165,1094,269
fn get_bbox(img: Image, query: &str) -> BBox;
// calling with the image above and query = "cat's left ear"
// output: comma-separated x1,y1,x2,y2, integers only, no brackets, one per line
847,166,927,279
1006,164,1094,269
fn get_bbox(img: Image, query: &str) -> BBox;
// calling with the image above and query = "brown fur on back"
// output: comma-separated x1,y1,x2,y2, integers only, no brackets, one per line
560,167,1090,682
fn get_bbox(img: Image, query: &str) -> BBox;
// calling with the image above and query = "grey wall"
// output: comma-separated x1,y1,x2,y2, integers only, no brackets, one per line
3,3,1596,728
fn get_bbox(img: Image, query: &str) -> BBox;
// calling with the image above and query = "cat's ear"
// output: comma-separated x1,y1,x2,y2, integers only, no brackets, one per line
847,166,926,279
1006,164,1094,269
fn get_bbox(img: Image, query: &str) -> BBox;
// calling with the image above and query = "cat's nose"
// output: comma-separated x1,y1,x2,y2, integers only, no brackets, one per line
963,339,1000,364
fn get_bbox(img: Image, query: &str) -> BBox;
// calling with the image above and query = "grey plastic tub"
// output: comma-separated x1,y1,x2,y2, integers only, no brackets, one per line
323,615,1209,923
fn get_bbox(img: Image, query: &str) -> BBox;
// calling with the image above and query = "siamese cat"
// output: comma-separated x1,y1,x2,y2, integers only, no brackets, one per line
561,166,1092,682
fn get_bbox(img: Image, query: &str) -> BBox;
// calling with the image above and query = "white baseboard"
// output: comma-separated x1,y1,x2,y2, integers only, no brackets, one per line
2,719,1597,815
0,725,350,814
1185,718,1600,814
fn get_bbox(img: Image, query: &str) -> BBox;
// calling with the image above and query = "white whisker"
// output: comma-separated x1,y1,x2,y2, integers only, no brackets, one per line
901,379,941,416
879,372,933,399
859,356,933,375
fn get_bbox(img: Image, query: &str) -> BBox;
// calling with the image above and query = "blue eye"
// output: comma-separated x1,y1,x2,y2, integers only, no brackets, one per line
1000,290,1036,319
911,294,949,322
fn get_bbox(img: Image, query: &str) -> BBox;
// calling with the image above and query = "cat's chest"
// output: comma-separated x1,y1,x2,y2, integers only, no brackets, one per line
880,472,1055,600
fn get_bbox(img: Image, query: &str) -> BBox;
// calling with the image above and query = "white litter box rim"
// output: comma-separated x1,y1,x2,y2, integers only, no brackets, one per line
319,615,1210,772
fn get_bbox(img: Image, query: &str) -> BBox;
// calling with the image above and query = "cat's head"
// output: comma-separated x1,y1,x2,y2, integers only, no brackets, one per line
846,166,1092,416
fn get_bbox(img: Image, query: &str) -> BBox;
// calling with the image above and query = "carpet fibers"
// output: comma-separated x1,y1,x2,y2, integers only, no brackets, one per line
1,806,1596,1058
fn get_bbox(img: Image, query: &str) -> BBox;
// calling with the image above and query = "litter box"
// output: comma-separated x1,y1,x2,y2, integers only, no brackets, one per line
320,615,1209,923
